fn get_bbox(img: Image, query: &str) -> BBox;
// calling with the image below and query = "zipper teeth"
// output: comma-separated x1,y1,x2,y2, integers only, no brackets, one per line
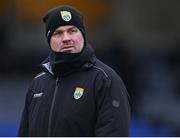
48,78,59,136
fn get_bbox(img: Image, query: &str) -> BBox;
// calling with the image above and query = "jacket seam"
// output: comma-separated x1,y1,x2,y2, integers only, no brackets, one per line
34,72,46,79
93,65,110,80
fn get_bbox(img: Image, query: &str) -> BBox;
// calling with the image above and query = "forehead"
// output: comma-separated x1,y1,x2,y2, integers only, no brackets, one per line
54,25,78,31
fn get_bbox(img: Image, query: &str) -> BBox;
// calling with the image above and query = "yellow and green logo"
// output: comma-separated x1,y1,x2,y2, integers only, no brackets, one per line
74,87,84,100
60,11,72,22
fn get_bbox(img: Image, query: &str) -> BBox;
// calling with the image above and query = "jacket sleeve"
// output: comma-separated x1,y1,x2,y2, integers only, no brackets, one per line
18,83,33,136
94,72,130,136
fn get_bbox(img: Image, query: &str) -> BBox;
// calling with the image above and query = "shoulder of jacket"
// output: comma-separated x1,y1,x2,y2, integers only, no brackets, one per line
93,65,109,79
26,72,47,98
33,72,47,80
93,58,122,80
92,59,116,80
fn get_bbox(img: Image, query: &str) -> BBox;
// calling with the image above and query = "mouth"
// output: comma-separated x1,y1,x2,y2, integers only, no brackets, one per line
62,45,73,48
61,45,74,52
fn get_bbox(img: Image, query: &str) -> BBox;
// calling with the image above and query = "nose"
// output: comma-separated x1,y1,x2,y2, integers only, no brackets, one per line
62,32,71,43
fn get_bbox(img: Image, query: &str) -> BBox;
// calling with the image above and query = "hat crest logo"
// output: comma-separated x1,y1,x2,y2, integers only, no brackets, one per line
60,11,72,22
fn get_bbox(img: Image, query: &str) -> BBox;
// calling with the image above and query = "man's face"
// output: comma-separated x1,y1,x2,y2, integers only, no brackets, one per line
50,25,84,53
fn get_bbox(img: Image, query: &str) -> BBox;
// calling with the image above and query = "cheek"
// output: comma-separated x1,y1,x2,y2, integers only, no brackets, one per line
74,35,84,46
50,38,61,48
51,38,59,45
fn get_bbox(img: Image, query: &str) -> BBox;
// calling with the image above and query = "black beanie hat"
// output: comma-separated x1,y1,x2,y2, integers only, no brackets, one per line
43,5,86,45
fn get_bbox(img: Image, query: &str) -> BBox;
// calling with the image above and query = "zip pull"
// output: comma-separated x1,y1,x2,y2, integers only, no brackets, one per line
56,78,59,85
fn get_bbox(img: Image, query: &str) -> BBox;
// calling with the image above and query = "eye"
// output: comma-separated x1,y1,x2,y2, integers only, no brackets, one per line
52,31,62,36
69,27,78,33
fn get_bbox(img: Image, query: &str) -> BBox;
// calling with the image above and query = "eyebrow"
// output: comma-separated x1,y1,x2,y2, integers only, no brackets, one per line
55,26,77,32
67,26,78,30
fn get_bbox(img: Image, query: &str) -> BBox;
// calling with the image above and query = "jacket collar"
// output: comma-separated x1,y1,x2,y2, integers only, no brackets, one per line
41,44,96,77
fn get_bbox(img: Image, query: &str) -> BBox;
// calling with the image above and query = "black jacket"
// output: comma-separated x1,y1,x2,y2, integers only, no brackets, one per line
18,45,130,136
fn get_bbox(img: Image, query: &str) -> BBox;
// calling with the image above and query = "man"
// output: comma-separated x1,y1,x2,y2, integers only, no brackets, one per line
18,5,130,136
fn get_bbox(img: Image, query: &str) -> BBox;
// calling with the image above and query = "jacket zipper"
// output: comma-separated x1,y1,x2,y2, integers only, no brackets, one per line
48,78,59,136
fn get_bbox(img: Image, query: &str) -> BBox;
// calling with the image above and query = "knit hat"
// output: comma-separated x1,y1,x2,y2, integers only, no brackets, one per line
43,5,86,45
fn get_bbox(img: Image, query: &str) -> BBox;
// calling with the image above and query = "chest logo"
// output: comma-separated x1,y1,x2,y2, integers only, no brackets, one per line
74,87,84,100
60,11,72,22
